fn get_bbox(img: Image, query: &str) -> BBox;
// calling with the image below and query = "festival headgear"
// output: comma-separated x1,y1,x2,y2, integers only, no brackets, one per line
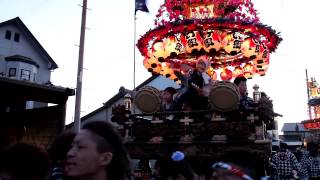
211,161,253,180
171,151,185,162
196,55,210,70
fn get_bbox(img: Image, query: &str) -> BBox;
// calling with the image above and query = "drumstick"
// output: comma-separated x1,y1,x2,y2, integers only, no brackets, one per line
191,83,201,91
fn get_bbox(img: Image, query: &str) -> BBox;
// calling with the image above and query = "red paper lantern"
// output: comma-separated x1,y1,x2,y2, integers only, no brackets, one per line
143,58,152,72
256,43,269,60
233,66,243,77
160,63,174,78
203,30,222,54
241,37,260,60
143,58,161,74
256,63,269,76
223,32,243,55
243,63,254,79
164,34,184,57
253,58,266,69
207,67,217,80
169,72,179,82
220,68,233,81
181,31,204,54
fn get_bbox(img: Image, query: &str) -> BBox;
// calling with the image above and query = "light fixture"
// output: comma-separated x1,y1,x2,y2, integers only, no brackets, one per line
123,93,132,111
252,84,261,102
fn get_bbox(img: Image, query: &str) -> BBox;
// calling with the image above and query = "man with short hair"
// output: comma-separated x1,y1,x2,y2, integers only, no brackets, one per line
233,76,253,109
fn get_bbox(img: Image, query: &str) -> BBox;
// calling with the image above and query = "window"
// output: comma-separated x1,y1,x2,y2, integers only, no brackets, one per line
14,33,20,42
21,69,31,80
8,68,16,77
5,30,11,40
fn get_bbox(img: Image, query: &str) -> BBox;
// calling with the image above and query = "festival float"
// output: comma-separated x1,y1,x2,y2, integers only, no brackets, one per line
112,0,281,178
302,76,320,131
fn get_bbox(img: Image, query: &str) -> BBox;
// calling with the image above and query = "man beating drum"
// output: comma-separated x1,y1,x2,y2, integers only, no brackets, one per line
233,76,253,110
172,55,215,111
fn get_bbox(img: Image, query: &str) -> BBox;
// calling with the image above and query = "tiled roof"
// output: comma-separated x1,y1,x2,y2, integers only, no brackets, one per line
281,123,309,132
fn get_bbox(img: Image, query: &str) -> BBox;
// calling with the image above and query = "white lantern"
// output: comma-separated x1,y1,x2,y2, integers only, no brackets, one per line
164,36,180,57
152,41,168,62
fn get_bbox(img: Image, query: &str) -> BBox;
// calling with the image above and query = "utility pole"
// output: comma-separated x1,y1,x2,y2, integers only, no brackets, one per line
74,0,88,132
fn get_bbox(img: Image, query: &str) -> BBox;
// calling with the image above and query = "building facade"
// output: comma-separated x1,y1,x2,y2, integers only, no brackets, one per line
0,17,74,149
0,17,58,110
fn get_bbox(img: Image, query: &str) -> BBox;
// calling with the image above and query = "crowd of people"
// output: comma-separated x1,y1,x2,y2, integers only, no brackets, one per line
0,119,319,180
269,141,320,180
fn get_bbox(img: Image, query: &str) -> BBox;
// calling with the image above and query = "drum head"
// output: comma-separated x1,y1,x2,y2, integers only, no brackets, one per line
209,82,240,112
135,87,161,113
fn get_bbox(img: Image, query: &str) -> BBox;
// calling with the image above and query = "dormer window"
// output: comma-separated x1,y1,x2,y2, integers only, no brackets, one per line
21,69,31,80
8,68,16,77
14,33,20,42
5,30,11,40
5,55,39,82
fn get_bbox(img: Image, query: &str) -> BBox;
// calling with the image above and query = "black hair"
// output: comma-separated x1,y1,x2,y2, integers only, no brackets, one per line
49,131,76,166
82,121,129,180
0,143,50,180
164,87,177,96
280,142,288,150
155,155,195,180
233,76,247,86
272,145,280,152
307,142,319,157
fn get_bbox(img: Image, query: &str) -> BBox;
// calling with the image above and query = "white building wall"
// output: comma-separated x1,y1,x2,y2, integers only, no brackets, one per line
0,54,5,75
6,61,38,81
0,25,51,83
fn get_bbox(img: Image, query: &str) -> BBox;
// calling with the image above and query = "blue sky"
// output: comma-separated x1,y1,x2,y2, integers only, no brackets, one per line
1,0,320,131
